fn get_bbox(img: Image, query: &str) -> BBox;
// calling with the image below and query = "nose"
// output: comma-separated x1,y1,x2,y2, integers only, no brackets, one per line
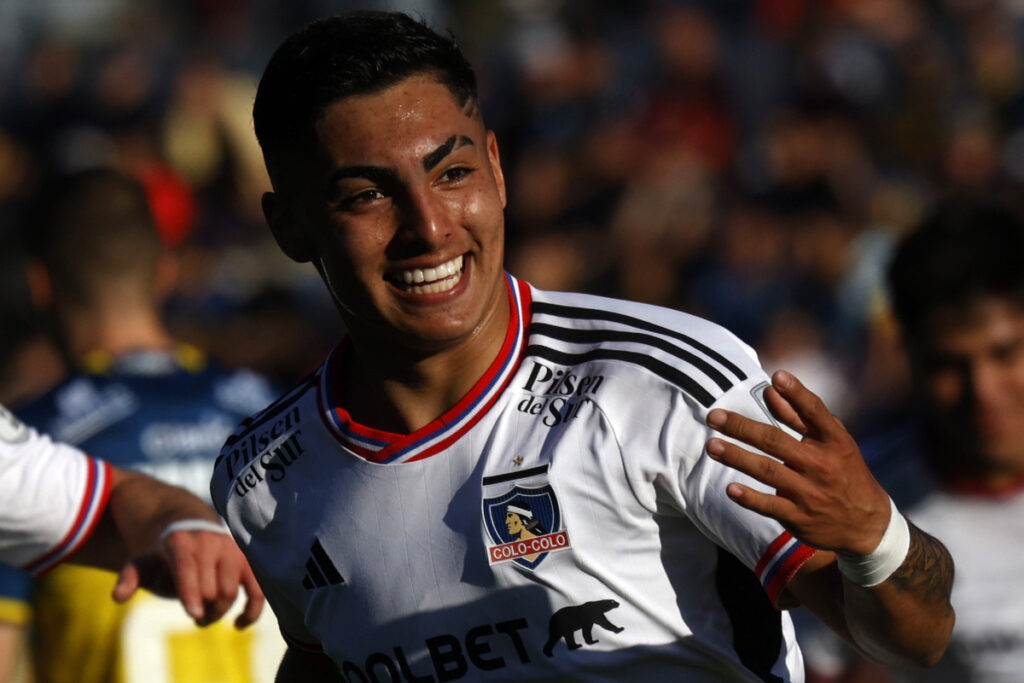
399,187,452,249
967,359,1004,408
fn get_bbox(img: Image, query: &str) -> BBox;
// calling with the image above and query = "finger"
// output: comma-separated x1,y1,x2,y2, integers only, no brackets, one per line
171,549,205,623
189,541,222,626
763,385,808,436
112,562,140,603
201,548,242,625
235,569,266,629
707,437,802,492
707,408,808,468
217,552,241,609
772,370,839,439
723,481,799,525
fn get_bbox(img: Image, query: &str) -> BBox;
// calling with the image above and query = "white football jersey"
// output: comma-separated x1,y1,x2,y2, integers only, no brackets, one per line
211,276,816,682
0,403,109,573
898,487,1024,682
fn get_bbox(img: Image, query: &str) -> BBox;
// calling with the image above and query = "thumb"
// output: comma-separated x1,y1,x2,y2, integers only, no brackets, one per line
112,561,141,603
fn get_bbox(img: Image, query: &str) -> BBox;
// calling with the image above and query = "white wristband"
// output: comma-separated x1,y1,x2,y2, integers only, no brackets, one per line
836,497,911,587
159,519,230,543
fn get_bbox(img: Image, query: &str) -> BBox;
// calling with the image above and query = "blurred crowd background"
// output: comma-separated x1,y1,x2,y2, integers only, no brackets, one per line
3,0,1024,440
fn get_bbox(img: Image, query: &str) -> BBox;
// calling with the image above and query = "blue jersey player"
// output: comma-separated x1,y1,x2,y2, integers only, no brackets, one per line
0,169,283,683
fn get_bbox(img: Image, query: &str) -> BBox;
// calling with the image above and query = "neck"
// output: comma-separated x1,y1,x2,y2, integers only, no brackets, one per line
62,305,176,362
940,465,1024,497
341,287,512,434
925,432,1024,496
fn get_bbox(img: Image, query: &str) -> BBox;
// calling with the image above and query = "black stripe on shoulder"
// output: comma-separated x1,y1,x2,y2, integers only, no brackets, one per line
526,344,715,408
530,322,733,392
531,301,747,383
223,372,318,448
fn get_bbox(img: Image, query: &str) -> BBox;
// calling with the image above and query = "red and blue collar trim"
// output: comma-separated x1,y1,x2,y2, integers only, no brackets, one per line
319,273,532,464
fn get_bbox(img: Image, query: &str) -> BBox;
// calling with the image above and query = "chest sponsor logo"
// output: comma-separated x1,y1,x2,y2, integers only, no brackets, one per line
334,597,624,680
483,479,571,569
517,361,603,427
222,405,306,496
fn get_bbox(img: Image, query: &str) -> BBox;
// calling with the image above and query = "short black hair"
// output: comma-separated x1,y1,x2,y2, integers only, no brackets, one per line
887,198,1024,336
253,10,478,189
30,167,161,308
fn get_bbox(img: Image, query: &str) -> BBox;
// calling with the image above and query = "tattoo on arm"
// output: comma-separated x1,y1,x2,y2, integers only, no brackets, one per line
887,521,955,607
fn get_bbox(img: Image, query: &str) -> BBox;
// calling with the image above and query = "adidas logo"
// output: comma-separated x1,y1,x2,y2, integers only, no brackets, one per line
302,538,345,590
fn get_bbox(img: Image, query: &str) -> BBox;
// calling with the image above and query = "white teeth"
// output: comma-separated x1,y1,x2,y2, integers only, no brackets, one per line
392,255,464,293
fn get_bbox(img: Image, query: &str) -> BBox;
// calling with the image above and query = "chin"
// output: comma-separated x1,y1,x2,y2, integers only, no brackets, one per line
394,317,480,352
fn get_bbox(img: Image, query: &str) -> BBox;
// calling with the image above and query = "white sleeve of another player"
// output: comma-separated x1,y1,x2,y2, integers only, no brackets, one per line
0,404,112,573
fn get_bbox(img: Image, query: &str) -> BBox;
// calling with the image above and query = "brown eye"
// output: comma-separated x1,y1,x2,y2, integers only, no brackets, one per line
440,167,472,183
339,188,386,210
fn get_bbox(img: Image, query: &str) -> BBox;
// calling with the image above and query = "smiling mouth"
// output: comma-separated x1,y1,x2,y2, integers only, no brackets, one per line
388,254,465,294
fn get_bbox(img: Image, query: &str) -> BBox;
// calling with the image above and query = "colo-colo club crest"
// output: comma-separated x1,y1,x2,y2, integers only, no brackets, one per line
483,482,571,570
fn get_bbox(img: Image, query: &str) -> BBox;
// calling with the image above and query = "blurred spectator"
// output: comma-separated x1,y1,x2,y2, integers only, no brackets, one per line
0,235,64,408
4,0,1024,428
0,168,285,683
800,198,1024,681
3,0,1024,678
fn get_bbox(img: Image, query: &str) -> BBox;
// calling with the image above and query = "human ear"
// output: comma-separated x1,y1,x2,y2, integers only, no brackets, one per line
486,131,507,209
262,191,313,263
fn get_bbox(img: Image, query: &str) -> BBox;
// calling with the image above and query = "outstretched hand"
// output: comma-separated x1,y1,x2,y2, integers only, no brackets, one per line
112,526,265,629
705,370,891,556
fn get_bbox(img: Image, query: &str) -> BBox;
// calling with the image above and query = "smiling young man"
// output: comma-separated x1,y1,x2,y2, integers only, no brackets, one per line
877,199,1024,680
0,168,282,683
210,11,954,681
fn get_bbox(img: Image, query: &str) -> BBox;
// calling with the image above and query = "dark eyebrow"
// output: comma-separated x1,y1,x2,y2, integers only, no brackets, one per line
422,135,474,172
327,135,475,185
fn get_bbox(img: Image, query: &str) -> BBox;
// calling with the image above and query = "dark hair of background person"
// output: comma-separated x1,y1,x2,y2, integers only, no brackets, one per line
887,199,1024,338
27,167,162,310
253,10,478,191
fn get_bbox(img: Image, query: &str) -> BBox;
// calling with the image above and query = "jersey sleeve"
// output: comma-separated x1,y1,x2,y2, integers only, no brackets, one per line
0,404,112,574
681,376,817,605
633,325,817,607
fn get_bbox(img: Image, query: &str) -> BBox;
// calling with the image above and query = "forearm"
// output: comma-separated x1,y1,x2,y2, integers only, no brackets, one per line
74,467,220,571
842,521,955,666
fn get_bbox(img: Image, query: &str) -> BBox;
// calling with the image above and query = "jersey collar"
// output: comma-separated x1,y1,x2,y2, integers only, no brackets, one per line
78,344,206,376
318,273,532,464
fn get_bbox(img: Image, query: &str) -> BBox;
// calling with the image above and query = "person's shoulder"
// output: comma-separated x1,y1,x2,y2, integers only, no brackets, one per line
0,402,37,457
525,286,763,403
129,349,280,418
529,287,756,353
206,365,281,417
14,374,123,443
